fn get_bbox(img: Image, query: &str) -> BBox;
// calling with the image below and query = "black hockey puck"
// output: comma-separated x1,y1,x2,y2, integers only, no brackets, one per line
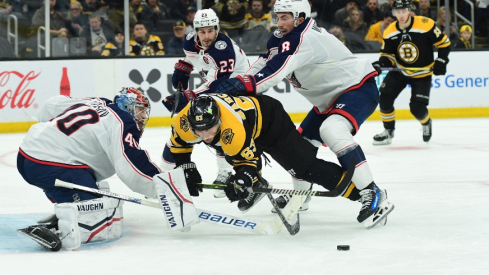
337,245,350,251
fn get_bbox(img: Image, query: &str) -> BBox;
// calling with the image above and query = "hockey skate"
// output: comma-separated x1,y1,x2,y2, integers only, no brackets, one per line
422,119,432,142
372,129,395,145
213,170,232,198
237,179,271,212
358,183,395,229
18,225,62,252
270,195,311,213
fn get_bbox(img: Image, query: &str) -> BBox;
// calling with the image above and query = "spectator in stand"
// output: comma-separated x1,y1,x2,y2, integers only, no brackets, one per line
334,0,361,26
215,0,249,39
0,0,13,21
101,29,125,56
32,0,69,39
364,0,383,27
365,10,396,44
166,19,186,55
415,0,435,20
342,7,368,40
436,6,459,41
453,24,472,49
244,0,271,31
81,14,115,55
330,24,367,51
105,0,137,34
131,0,145,20
183,6,196,34
129,22,165,56
380,0,394,12
474,0,488,37
66,1,88,37
81,0,106,18
170,0,195,21
141,0,170,30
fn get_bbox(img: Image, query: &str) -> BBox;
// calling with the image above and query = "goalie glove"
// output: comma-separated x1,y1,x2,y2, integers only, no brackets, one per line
172,60,193,89
433,58,448,76
215,75,257,96
162,90,196,113
224,166,257,202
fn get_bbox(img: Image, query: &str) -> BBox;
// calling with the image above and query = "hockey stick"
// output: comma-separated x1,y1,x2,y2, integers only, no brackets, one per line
380,67,432,72
197,159,355,198
171,83,182,118
54,179,296,235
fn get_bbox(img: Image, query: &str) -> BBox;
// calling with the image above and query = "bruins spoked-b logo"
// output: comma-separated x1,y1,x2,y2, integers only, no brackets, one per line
397,42,419,63
221,128,234,145
180,115,190,132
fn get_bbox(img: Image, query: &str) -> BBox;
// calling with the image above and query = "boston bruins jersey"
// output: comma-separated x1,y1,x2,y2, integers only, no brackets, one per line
381,16,451,78
170,94,292,170
129,34,165,56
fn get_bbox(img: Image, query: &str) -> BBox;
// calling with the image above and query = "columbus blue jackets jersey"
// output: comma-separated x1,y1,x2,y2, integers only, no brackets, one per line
247,18,377,113
19,96,161,198
182,32,250,94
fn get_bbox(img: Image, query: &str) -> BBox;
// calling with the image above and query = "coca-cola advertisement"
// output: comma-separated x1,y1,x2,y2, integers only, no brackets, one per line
1,61,95,125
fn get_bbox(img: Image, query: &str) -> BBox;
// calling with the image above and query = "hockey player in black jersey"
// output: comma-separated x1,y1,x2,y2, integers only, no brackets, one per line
371,0,451,145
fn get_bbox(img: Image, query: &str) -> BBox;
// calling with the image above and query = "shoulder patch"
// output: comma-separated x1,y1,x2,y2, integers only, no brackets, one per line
221,128,234,145
273,29,283,39
422,17,428,23
180,115,190,132
214,40,227,50
186,32,195,41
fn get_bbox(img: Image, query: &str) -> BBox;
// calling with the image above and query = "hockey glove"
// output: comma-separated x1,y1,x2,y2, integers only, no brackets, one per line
177,162,203,196
172,60,193,89
433,58,448,76
214,75,257,96
372,57,391,75
224,166,258,202
162,90,196,113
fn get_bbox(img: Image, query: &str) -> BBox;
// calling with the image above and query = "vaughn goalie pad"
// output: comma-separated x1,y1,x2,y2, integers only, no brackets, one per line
55,197,124,250
153,168,199,231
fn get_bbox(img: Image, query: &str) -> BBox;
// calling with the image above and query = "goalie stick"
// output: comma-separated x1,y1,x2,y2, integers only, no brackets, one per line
54,179,300,235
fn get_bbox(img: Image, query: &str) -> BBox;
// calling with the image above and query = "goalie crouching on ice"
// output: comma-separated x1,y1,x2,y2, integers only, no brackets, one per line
168,94,358,212
17,88,199,252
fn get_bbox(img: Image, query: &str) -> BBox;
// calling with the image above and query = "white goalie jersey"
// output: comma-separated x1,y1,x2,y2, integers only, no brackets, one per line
19,96,161,198
248,18,377,113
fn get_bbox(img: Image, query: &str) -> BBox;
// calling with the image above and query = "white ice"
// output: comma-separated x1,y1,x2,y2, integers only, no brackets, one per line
1,118,488,274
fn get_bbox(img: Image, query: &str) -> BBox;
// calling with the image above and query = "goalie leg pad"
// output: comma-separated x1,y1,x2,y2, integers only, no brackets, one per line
154,168,200,231
55,197,124,250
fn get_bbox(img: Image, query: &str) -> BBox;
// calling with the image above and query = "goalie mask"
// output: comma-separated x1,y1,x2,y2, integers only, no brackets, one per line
193,9,220,43
188,96,220,132
114,87,151,133
273,0,311,27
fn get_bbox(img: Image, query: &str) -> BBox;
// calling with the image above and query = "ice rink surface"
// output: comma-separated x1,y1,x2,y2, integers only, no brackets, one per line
1,118,488,275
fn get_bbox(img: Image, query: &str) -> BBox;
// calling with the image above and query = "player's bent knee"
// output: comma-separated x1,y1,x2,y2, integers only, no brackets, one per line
319,115,354,152
409,100,428,119
55,197,124,250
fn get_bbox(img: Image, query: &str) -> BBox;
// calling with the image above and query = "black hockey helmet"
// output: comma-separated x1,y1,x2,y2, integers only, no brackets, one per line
188,96,220,131
392,0,411,10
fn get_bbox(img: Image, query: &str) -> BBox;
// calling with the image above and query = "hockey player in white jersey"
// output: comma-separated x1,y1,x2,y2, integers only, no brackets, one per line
214,0,394,229
161,8,251,199
17,88,199,251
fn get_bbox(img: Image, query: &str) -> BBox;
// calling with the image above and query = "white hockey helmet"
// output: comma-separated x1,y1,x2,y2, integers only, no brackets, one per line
273,0,311,26
193,9,220,34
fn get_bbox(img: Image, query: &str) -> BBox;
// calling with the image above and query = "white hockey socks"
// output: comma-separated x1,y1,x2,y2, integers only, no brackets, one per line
153,168,200,231
55,197,124,250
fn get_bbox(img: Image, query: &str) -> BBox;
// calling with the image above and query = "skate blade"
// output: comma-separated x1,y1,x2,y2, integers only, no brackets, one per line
363,200,395,229
372,139,392,146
